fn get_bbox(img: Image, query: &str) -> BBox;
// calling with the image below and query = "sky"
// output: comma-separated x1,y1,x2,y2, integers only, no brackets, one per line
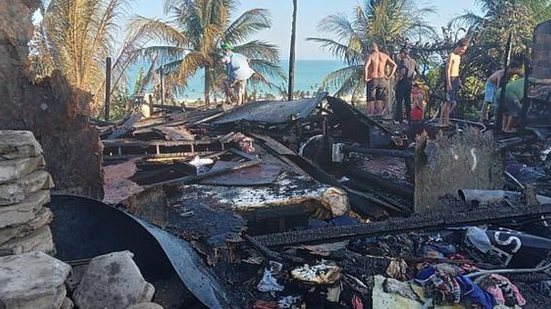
131,0,481,60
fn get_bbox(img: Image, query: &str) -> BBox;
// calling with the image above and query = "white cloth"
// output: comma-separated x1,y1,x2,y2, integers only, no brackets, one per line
222,52,254,81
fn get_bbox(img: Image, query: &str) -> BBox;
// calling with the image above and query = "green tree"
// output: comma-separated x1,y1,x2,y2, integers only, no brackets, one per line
31,0,141,115
449,0,551,113
128,0,285,105
308,0,435,97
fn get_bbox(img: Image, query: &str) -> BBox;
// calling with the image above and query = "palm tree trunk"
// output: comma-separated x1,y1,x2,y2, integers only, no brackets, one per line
287,0,298,101
204,66,210,105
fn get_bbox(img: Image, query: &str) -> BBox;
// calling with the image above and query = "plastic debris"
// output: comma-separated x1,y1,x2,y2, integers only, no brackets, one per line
257,261,284,293
291,260,341,285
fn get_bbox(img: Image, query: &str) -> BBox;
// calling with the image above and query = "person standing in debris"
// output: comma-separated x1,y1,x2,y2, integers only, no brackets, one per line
493,78,528,133
480,64,524,121
440,38,469,127
221,43,255,105
394,49,419,124
363,43,397,116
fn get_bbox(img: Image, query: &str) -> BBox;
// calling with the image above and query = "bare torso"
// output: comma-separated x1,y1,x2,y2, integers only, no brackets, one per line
448,52,461,77
488,69,505,85
366,52,390,79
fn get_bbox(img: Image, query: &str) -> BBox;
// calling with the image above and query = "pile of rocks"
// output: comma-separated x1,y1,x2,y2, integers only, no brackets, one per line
0,130,55,256
0,251,161,309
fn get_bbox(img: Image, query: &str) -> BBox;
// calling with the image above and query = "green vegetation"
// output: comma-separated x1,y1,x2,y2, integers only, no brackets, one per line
128,0,284,105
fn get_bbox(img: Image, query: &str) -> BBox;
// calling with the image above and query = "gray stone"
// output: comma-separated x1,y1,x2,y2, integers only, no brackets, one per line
0,170,54,206
0,207,53,245
0,225,55,256
0,182,24,206
0,251,71,309
0,155,45,184
127,302,164,309
0,131,43,160
60,297,74,309
0,190,49,229
139,282,155,303
65,264,88,293
73,251,149,309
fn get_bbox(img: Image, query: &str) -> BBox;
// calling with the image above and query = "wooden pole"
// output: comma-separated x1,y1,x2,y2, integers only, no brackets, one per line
287,0,298,101
160,66,165,106
104,57,112,121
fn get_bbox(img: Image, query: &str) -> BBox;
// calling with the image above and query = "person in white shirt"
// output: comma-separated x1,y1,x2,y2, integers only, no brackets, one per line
220,43,254,105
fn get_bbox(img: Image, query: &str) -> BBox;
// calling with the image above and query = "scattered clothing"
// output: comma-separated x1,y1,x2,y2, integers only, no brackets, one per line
479,274,526,307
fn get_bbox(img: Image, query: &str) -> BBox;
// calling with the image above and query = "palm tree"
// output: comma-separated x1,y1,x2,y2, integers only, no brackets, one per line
128,0,284,105
31,0,141,115
308,0,435,97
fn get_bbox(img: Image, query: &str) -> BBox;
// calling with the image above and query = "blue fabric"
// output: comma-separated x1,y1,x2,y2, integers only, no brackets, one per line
457,275,496,309
484,81,497,104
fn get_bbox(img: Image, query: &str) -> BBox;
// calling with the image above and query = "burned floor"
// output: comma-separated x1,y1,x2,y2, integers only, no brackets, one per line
77,91,551,309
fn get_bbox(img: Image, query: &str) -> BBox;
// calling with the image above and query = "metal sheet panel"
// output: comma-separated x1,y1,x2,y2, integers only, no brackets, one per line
212,92,327,124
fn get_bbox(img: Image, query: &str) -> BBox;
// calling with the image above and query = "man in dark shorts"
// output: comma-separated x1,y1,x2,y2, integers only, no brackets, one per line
441,38,469,127
394,49,419,123
364,43,397,115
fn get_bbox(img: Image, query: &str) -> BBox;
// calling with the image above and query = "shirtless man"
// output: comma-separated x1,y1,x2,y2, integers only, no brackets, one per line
480,65,523,121
441,38,469,127
364,43,397,115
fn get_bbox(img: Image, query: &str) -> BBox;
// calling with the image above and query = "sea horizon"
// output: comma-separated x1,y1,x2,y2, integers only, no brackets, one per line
129,59,348,101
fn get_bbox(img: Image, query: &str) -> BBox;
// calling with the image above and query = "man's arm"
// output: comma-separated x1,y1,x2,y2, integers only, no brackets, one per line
364,56,372,82
446,54,453,90
386,56,397,79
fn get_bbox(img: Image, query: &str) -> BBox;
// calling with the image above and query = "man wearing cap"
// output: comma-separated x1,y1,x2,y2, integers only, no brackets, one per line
221,43,254,105
394,48,419,123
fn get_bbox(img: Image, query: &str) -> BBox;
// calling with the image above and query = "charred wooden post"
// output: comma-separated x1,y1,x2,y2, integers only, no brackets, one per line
414,128,503,213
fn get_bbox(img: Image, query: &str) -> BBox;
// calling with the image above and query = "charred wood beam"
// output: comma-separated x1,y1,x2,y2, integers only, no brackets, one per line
344,183,411,215
343,145,414,158
253,203,551,247
345,168,414,200
244,235,305,264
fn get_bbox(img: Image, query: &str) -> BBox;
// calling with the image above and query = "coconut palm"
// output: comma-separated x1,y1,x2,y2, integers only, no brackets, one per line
128,0,284,105
31,0,141,115
308,0,435,98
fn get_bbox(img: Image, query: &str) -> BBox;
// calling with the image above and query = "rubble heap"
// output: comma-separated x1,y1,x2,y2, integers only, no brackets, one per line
0,130,55,256
0,250,161,309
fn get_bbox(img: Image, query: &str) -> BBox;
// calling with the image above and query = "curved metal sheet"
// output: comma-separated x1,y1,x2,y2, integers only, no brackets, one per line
48,195,234,309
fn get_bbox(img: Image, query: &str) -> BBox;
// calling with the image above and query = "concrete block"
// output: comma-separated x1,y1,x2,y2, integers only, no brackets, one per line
0,170,54,206
0,225,55,256
0,130,43,160
0,251,71,309
0,207,53,245
0,190,49,229
73,251,150,309
0,155,45,184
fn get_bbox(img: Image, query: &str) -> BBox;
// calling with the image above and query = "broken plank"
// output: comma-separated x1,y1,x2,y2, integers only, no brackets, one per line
252,203,551,247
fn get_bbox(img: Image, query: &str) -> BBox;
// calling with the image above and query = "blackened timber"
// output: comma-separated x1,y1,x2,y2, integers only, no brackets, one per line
345,168,414,199
253,203,551,247
343,146,414,158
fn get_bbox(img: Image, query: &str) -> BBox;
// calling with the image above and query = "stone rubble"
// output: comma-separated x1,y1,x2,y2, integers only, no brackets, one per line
0,131,55,256
0,252,71,309
73,251,157,309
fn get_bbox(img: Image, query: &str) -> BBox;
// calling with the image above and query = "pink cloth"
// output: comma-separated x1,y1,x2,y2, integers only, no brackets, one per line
482,274,526,306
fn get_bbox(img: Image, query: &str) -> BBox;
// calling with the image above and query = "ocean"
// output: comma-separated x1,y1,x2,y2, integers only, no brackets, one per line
129,59,345,101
